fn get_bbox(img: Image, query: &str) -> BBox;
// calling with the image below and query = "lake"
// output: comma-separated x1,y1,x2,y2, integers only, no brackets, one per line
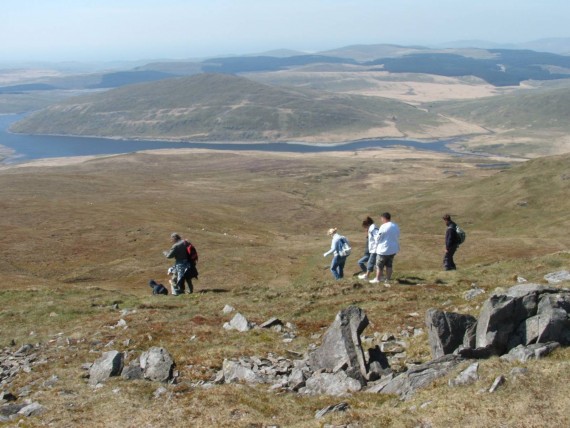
0,114,456,164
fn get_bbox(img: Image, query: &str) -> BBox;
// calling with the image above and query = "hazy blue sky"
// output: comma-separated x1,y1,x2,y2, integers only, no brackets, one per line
2,0,569,61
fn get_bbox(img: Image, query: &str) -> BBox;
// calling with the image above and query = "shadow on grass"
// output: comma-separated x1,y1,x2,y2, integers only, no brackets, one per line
397,276,426,285
197,288,229,294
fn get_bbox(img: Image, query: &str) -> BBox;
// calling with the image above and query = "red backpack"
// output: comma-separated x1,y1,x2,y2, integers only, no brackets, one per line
184,240,199,264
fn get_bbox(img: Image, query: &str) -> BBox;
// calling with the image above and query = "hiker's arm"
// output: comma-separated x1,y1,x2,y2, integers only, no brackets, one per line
164,246,176,258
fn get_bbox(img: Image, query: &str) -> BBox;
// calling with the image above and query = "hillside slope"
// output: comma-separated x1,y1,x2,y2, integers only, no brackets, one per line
11,73,467,142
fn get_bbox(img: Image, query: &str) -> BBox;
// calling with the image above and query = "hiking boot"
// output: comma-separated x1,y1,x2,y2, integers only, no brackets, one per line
358,273,368,280
369,278,380,284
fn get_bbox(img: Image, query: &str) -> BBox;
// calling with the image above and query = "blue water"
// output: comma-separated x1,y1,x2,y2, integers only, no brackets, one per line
0,114,455,164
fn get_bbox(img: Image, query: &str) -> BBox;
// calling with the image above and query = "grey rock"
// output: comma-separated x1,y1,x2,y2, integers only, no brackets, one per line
464,288,485,301
544,270,570,284
365,373,395,393
0,403,26,417
475,284,563,354
0,392,17,402
380,341,407,354
288,369,306,391
375,355,464,399
426,309,477,358
308,306,369,384
222,304,235,314
260,317,283,329
305,371,362,396
212,370,225,384
225,313,252,332
500,342,560,363
315,402,349,419
14,344,34,356
140,347,174,382
153,386,168,398
463,321,478,350
367,346,391,381
222,360,262,384
488,375,506,393
121,360,144,380
18,402,44,417
448,362,479,387
89,350,124,385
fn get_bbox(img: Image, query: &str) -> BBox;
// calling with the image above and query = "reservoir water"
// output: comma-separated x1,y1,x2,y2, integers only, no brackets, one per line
0,114,456,164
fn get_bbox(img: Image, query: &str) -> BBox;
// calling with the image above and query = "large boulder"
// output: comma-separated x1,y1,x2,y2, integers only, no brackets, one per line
425,309,477,358
475,284,566,354
500,342,560,363
140,347,174,382
544,271,570,284
308,306,369,384
88,351,124,385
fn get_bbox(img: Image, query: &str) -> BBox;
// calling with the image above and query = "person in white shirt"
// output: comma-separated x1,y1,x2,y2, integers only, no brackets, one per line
323,227,346,280
358,216,379,280
370,212,400,285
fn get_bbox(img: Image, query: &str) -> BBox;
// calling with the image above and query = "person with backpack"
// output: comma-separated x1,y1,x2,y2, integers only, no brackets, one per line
358,216,379,280
163,232,197,295
443,214,462,271
369,212,400,285
323,228,350,280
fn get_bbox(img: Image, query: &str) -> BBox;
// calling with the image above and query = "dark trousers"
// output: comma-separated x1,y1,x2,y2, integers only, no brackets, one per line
176,266,194,293
444,246,457,270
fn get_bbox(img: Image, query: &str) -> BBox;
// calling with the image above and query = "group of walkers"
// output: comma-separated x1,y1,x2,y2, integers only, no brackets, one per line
324,213,463,282
324,212,400,284
155,213,463,296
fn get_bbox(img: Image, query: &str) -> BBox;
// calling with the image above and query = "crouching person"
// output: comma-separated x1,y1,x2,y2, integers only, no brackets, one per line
164,232,194,295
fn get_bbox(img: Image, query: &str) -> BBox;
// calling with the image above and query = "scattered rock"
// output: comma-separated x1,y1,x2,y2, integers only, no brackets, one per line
315,402,349,419
18,402,44,417
222,305,235,314
516,276,528,283
488,375,506,393
223,313,252,332
426,309,476,358
305,371,362,396
14,344,34,356
140,347,174,382
288,368,306,391
260,317,283,329
153,386,168,399
464,288,485,301
448,362,479,387
509,367,528,377
500,342,560,363
0,403,26,417
374,355,464,399
88,351,124,385
380,341,407,354
121,360,144,380
544,271,570,284
0,392,17,402
308,306,369,384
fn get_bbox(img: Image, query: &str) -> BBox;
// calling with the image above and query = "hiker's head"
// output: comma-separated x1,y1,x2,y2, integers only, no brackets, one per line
362,216,374,228
380,212,391,223
327,227,337,236
442,214,452,224
170,233,181,242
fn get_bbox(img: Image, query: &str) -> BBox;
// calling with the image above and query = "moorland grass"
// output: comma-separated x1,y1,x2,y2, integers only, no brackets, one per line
0,149,568,427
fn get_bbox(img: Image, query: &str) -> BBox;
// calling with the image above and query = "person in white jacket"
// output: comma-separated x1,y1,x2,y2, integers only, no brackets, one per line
370,212,400,285
323,227,347,280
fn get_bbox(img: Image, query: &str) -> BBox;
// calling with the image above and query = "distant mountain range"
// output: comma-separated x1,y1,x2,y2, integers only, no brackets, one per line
434,37,570,55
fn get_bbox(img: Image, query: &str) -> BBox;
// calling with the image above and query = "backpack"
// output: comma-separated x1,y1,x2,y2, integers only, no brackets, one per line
455,225,466,245
337,236,352,257
149,279,168,295
184,240,199,264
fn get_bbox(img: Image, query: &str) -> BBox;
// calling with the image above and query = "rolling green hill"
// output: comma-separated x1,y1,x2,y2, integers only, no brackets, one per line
11,73,451,142
433,85,570,131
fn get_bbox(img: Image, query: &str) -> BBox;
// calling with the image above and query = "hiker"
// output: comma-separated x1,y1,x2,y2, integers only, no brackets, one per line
323,227,348,280
163,233,194,295
443,214,459,271
358,216,379,280
370,212,400,285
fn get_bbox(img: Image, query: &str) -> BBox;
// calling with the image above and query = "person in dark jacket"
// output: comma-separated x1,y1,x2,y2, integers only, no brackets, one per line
443,214,459,271
163,233,193,295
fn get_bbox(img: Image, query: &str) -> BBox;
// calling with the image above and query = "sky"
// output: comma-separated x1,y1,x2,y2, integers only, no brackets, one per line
2,0,570,62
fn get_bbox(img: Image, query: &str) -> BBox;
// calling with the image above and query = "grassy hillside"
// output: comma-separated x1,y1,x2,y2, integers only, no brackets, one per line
11,73,455,142
0,150,568,426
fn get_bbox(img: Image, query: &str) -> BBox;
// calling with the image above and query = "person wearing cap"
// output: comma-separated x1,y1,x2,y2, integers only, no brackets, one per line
443,214,459,271
369,212,400,285
163,233,193,295
323,227,346,280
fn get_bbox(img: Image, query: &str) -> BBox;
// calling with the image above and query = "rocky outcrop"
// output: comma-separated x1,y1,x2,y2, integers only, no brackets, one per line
425,309,476,359
308,306,369,384
427,283,569,359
